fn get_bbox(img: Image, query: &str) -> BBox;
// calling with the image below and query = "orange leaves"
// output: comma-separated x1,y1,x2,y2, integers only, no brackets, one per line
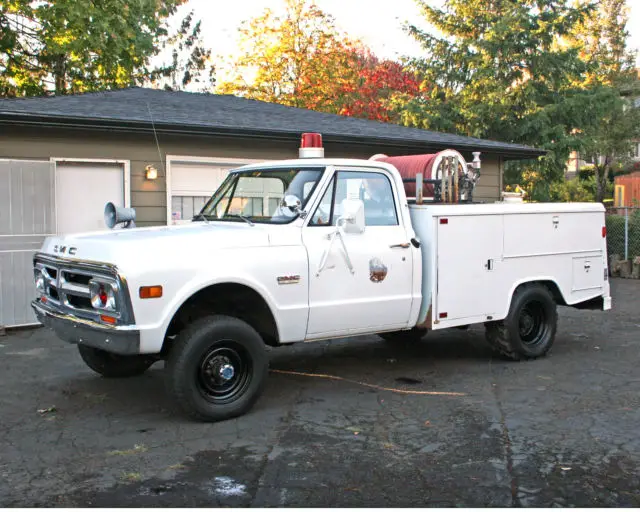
217,0,422,123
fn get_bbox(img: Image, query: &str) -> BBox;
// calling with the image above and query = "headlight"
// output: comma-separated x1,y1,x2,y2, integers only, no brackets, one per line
34,269,45,293
89,280,117,311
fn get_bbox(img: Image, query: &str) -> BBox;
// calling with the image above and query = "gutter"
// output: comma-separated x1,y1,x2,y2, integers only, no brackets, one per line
0,112,548,160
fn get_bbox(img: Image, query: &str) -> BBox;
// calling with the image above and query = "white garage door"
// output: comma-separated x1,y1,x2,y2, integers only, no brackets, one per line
0,159,56,327
168,158,263,225
55,161,126,234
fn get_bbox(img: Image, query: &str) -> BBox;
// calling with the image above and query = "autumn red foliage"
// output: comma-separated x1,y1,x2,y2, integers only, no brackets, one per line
335,49,421,122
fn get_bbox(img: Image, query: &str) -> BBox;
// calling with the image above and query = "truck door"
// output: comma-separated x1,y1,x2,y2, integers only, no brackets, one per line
302,168,415,339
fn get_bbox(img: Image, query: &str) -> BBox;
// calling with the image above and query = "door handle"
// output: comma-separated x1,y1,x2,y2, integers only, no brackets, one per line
390,242,410,249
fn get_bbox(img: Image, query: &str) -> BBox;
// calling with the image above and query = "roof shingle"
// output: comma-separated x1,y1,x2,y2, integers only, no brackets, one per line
0,87,545,158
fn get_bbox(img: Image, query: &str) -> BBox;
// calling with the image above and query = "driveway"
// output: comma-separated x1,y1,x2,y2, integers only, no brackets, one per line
1,279,639,507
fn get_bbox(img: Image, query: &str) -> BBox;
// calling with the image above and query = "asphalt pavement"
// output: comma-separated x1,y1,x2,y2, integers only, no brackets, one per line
1,279,639,507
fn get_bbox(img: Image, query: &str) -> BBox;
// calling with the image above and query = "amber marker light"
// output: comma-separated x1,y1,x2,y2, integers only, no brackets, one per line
100,315,117,325
139,285,163,299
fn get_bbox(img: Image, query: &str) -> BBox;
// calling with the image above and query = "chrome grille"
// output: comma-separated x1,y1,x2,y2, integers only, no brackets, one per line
33,254,135,325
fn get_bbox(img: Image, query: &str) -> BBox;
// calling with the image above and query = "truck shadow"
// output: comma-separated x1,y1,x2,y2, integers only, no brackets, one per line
46,331,490,422
269,327,496,369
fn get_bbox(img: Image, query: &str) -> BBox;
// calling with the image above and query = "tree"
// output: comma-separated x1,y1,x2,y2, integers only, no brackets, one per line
0,1,44,96
566,0,640,202
217,0,362,112
147,9,216,92
333,48,421,122
397,0,611,200
569,0,634,86
0,0,212,97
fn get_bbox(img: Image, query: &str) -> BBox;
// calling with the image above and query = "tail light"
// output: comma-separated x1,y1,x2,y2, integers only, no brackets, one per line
602,226,607,238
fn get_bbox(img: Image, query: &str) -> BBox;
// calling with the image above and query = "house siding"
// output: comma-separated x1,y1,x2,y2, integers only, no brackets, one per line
0,126,503,226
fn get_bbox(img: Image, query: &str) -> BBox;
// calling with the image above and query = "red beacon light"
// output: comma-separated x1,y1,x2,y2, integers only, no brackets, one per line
299,132,324,158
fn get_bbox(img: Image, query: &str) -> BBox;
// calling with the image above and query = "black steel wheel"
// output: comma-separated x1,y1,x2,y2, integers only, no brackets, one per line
165,314,268,422
197,342,252,405
518,300,549,348
485,283,557,361
77,345,156,378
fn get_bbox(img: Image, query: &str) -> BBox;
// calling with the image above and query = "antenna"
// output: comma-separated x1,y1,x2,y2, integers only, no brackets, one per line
146,102,166,178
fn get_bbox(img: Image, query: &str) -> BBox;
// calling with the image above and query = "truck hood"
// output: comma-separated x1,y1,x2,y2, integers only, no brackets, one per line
39,222,271,268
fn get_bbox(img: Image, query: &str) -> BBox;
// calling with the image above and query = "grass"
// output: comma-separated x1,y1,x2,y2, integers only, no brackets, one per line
108,444,148,456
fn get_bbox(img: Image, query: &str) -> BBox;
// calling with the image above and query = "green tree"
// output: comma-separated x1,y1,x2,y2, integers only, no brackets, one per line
396,0,614,200
566,0,640,202
0,0,44,96
0,0,212,97
147,9,215,92
570,0,634,86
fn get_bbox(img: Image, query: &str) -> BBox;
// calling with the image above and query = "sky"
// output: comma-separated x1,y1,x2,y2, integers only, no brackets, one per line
176,0,640,86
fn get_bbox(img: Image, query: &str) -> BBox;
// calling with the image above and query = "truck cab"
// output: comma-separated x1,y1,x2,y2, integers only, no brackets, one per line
31,133,611,422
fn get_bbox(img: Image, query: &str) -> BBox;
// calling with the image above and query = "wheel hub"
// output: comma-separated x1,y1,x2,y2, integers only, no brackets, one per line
197,343,252,404
520,311,535,336
219,363,235,381
518,302,546,346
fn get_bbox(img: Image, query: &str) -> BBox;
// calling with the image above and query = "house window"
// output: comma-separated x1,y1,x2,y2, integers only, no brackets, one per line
171,196,210,222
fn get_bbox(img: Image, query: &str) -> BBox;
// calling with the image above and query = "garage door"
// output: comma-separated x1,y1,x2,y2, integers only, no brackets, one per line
169,161,232,225
55,161,126,234
0,159,127,328
0,159,56,327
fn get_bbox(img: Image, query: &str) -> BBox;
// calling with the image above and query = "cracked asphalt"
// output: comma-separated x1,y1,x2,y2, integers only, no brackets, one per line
1,278,639,507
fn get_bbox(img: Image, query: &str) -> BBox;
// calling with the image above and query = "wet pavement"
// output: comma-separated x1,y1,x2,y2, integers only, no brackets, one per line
1,278,639,507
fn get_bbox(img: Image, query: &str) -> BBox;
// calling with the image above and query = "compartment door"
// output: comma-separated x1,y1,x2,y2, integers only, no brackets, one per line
435,214,503,323
572,256,603,293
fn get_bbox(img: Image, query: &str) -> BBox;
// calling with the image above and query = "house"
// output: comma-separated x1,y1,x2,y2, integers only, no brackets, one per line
0,86,544,328
614,170,640,207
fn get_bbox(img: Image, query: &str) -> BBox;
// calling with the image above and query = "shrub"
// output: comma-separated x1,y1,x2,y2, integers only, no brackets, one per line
549,178,596,202
606,208,640,260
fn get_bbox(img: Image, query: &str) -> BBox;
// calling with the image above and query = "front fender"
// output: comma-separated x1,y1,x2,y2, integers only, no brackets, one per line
128,245,309,353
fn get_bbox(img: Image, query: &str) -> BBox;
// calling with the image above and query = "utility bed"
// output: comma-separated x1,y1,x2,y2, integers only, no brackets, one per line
409,202,611,330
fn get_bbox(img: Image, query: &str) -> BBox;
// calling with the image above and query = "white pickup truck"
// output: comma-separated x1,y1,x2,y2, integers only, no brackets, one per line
31,134,612,421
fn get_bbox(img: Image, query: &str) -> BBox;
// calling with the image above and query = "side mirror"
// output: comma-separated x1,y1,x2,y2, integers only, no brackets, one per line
280,194,302,217
337,198,365,234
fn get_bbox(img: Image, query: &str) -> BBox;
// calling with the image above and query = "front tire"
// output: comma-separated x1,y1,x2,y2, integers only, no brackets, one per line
485,283,557,361
165,314,268,422
77,345,156,378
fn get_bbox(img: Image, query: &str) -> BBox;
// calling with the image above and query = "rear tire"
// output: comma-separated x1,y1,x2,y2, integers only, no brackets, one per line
485,283,557,361
165,314,268,422
379,327,428,343
77,345,156,378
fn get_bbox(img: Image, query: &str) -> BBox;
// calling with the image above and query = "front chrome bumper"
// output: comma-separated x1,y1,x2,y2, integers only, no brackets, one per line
32,299,140,355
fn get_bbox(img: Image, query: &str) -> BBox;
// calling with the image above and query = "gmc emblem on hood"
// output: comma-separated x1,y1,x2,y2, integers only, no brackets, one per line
53,245,77,255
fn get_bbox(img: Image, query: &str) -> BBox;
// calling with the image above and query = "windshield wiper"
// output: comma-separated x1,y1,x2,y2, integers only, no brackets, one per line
192,213,210,223
227,214,254,226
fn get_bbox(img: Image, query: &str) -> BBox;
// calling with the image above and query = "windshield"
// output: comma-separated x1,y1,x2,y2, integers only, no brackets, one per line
197,166,325,224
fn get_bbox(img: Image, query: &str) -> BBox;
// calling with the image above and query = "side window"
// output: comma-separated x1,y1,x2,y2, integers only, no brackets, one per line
309,171,398,226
